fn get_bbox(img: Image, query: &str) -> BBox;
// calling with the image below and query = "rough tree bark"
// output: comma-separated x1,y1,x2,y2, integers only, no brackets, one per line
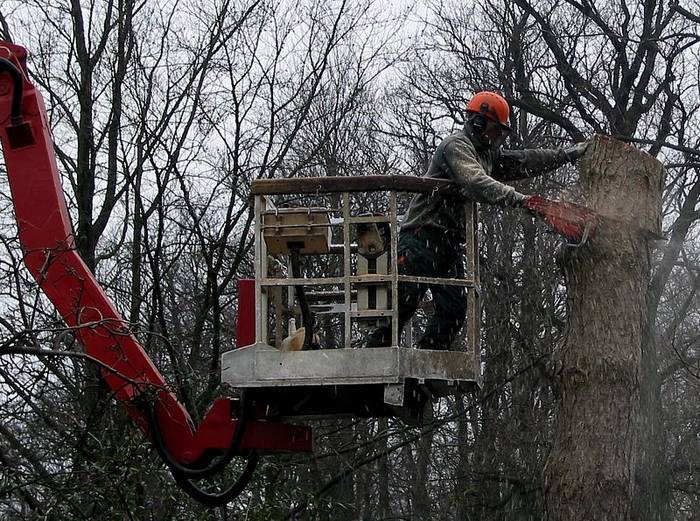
544,136,665,521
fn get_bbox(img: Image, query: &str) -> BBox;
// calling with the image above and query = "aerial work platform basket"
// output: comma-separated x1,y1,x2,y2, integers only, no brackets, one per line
222,176,481,423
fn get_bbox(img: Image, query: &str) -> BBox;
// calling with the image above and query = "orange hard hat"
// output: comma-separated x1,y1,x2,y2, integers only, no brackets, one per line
466,91,511,129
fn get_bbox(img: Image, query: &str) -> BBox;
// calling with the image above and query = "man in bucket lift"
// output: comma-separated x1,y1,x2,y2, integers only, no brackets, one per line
366,91,589,350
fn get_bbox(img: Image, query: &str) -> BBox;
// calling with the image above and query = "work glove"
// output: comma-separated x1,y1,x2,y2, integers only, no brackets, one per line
522,195,598,242
564,141,590,164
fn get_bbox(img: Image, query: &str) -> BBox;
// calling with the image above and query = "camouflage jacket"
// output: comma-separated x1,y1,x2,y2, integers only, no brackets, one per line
401,127,570,240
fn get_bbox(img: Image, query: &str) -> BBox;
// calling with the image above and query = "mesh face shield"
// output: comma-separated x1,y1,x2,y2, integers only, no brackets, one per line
467,114,511,151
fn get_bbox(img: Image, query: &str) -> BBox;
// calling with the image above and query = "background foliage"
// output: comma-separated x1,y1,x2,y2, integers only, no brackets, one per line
0,0,698,519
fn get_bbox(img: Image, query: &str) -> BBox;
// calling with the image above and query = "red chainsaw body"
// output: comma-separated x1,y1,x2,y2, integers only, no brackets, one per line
523,194,598,242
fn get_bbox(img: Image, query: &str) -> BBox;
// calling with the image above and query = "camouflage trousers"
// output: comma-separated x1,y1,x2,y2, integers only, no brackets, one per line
365,226,467,350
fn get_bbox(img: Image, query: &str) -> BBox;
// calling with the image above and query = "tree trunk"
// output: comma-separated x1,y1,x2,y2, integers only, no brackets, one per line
632,329,671,521
545,136,664,521
411,430,434,519
376,417,392,520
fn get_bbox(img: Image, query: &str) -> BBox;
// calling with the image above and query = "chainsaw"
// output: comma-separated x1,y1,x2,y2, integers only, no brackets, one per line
523,195,598,244
523,195,664,244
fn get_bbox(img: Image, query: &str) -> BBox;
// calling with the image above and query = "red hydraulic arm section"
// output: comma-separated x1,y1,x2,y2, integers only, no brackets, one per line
0,41,311,502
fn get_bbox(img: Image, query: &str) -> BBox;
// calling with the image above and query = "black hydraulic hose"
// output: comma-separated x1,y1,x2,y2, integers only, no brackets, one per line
289,247,315,350
145,390,251,479
145,391,259,505
0,57,24,125
173,451,259,507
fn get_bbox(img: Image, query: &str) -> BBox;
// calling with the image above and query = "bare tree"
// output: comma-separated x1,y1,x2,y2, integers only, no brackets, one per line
0,0,409,518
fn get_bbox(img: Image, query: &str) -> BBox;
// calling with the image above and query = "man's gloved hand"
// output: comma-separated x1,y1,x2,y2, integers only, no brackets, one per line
564,141,590,164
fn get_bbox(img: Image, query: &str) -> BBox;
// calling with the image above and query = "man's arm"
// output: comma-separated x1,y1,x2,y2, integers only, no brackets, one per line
494,142,589,182
441,137,528,207
493,148,569,182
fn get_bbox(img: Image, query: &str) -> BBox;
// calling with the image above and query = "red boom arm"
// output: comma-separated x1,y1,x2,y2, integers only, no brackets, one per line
0,42,310,473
